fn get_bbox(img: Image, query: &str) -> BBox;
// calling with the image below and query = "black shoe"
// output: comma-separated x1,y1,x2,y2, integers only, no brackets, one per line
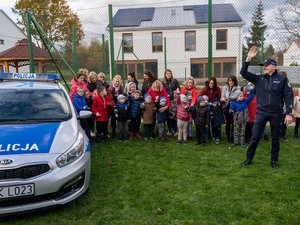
271,161,279,169
241,159,252,167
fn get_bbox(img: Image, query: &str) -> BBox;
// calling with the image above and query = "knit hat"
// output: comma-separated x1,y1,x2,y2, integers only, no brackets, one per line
127,82,136,91
197,96,204,104
134,90,141,95
236,90,243,97
202,95,208,102
180,94,187,102
144,94,152,100
117,94,126,101
160,96,167,102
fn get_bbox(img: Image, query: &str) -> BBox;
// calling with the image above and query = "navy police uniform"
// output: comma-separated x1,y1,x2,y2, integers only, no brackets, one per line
240,60,293,164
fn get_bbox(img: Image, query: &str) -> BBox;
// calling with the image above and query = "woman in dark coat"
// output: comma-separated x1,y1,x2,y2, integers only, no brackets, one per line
162,69,181,135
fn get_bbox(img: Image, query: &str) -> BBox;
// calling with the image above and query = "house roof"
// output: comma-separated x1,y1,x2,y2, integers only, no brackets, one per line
0,39,54,60
0,9,26,38
113,4,243,28
293,39,300,49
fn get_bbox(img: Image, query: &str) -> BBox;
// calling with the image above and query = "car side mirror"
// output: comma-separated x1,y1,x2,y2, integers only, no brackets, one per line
79,111,92,119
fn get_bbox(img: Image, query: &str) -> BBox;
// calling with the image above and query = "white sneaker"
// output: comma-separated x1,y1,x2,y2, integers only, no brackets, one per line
90,131,96,137
167,132,172,136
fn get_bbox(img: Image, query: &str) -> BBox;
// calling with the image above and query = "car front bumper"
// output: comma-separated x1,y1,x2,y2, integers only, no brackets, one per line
0,152,91,216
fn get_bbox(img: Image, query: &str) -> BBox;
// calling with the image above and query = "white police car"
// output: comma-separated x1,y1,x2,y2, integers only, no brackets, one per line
0,72,91,215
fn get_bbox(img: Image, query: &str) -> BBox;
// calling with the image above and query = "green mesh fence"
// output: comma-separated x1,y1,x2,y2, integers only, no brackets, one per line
69,0,300,84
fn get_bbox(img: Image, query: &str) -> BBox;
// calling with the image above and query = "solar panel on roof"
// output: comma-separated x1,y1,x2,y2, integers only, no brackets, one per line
113,7,155,27
184,4,242,24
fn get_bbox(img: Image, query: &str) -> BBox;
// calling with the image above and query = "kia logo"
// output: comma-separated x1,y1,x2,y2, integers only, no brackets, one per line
0,159,13,165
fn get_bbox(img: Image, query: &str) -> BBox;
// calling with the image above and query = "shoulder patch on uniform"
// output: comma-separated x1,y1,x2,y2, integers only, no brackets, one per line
287,81,291,88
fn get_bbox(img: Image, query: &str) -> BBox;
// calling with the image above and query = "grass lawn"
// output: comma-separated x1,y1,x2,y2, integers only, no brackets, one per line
2,128,300,225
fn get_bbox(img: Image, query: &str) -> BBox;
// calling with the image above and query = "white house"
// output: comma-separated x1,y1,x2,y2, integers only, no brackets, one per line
283,39,300,66
111,4,244,80
0,9,27,72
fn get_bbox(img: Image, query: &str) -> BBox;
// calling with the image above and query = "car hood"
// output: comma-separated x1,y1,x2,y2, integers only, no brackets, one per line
0,120,78,156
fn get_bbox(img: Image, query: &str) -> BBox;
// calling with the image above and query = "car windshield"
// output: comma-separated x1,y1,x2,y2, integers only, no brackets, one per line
0,89,72,123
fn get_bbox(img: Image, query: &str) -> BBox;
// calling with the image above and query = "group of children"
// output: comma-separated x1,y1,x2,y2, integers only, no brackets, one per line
70,70,300,147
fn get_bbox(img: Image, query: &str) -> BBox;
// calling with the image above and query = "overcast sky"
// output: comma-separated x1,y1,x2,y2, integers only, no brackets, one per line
0,0,288,49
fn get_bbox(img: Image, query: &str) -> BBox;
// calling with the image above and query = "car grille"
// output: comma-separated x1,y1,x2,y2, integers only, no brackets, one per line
0,164,51,180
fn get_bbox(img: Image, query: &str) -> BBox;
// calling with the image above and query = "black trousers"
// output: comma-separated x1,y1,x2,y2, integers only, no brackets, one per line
245,122,254,143
195,125,207,144
224,104,234,143
96,121,109,137
129,117,141,133
246,111,282,162
80,119,91,139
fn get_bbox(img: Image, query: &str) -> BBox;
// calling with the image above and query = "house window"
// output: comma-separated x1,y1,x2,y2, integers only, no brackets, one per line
191,63,204,78
0,65,3,72
122,33,133,53
185,31,196,51
0,39,4,45
223,62,236,77
152,32,163,52
115,60,158,80
191,57,236,78
216,29,227,50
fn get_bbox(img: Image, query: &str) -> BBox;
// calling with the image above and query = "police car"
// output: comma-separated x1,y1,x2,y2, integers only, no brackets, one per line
0,72,91,215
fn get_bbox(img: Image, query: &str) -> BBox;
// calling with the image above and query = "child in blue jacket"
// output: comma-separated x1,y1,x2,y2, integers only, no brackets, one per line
73,86,91,139
155,96,168,141
229,89,254,147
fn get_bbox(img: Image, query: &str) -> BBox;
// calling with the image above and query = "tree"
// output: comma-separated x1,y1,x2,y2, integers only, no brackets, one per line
277,0,300,39
245,0,267,64
12,0,84,48
264,44,275,60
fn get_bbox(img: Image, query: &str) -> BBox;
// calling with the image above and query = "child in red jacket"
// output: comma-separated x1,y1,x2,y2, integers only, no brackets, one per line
91,86,115,140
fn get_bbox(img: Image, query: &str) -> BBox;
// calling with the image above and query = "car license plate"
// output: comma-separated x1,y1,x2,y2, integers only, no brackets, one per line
0,184,35,199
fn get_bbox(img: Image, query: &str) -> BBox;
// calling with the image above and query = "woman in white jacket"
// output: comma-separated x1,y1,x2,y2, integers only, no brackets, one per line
293,88,300,139
221,76,241,143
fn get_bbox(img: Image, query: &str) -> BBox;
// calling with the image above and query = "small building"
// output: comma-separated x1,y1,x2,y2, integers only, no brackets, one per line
0,39,58,73
111,4,244,79
283,39,300,66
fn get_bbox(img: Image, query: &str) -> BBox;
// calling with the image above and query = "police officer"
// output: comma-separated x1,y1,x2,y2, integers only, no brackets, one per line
240,46,293,168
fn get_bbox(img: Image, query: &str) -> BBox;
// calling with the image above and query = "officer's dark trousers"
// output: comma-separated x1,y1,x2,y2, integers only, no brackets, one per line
246,111,282,162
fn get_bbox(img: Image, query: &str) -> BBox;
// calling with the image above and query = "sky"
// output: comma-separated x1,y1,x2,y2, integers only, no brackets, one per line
0,0,288,49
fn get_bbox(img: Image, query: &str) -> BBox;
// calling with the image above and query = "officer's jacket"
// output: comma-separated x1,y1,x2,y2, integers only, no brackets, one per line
240,62,293,114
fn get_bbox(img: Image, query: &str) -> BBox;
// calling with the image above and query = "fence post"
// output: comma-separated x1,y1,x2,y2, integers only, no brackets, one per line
25,12,34,73
102,33,106,74
122,40,125,87
207,0,212,79
164,37,167,70
72,25,78,73
260,31,264,74
108,4,115,80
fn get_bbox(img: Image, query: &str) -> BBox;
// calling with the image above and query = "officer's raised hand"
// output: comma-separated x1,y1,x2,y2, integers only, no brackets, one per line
247,46,257,60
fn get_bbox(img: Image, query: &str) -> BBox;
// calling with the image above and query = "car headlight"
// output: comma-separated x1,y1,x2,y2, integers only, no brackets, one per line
56,132,85,167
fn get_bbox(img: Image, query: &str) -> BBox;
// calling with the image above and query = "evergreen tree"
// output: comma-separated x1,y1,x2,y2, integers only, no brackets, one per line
246,0,267,64
264,44,275,60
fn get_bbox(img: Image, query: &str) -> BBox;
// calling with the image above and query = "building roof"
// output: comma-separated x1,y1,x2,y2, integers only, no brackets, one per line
113,4,243,29
0,9,26,38
0,39,54,60
293,39,300,49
